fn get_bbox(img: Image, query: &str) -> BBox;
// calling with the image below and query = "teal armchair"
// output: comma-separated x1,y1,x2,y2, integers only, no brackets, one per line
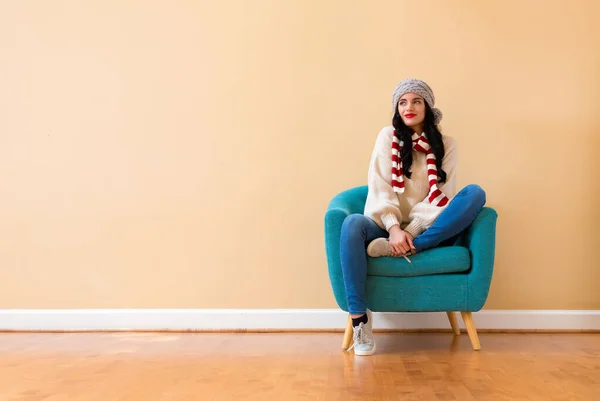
324,185,498,350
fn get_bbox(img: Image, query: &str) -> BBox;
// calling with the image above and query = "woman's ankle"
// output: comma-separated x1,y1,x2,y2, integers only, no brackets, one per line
351,314,369,327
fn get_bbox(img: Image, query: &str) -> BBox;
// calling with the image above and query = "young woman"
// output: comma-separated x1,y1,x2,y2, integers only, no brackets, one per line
341,78,486,355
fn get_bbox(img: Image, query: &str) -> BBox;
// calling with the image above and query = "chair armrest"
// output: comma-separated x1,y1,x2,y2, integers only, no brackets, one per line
324,186,368,311
324,208,349,310
462,207,499,311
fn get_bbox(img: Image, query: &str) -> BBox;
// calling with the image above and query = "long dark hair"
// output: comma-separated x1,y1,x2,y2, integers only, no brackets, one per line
392,102,447,183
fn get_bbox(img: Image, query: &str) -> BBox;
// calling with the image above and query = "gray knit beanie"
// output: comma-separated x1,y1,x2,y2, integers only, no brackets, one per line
392,78,443,125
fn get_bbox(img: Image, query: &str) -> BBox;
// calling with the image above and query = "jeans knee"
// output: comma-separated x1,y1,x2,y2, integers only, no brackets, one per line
342,214,368,231
341,214,368,239
465,184,486,207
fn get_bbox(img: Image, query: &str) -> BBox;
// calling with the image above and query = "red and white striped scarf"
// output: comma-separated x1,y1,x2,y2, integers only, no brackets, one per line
391,131,449,207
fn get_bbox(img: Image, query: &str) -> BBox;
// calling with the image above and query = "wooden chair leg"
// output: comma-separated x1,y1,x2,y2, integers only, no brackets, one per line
460,312,481,350
446,312,461,336
342,315,354,350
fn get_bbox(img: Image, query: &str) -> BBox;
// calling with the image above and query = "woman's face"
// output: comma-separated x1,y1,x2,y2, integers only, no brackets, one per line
397,93,426,132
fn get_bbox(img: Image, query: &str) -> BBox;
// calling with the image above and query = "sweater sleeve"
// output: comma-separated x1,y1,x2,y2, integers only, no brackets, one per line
403,136,458,238
363,127,403,231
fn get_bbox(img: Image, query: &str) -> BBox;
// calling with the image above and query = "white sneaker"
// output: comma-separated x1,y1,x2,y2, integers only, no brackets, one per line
367,238,412,263
348,309,376,356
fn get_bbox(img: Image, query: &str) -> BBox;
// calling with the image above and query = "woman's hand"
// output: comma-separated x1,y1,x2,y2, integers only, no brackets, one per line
388,225,416,256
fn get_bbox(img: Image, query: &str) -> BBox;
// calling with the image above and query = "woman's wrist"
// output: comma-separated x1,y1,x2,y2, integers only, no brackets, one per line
388,224,402,234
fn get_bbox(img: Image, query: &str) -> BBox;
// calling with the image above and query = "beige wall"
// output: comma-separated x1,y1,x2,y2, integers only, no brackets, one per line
1,1,598,310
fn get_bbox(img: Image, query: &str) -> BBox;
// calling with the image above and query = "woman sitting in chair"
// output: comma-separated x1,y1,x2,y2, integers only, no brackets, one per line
341,78,486,355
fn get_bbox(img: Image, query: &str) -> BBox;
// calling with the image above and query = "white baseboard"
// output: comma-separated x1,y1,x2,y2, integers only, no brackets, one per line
1,309,599,331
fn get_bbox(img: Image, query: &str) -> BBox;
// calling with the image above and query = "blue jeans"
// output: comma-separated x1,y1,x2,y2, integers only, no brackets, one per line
340,184,486,315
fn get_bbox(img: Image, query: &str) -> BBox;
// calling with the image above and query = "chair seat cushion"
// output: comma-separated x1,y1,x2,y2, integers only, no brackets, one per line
367,246,471,277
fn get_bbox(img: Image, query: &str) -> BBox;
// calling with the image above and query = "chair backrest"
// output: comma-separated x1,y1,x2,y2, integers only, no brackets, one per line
328,185,368,215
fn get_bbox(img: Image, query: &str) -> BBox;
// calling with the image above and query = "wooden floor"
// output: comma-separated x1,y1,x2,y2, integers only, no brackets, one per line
1,332,599,400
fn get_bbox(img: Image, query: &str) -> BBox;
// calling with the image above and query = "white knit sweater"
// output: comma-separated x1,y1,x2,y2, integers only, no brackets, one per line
364,126,458,238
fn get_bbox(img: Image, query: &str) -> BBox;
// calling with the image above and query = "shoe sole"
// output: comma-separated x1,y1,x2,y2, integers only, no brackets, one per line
354,343,376,356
